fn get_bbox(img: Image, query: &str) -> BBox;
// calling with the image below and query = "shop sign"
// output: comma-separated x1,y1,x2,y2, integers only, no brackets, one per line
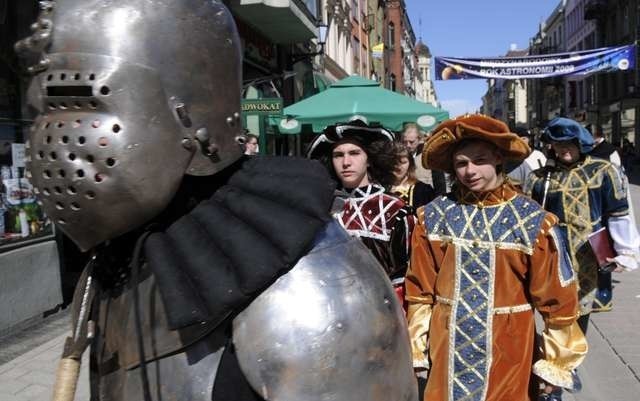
372,43,384,59
241,98,283,116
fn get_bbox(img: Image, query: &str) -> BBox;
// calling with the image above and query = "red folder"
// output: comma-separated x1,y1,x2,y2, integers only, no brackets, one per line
587,227,617,270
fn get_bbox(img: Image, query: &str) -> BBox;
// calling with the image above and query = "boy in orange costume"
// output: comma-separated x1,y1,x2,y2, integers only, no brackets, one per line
406,115,587,401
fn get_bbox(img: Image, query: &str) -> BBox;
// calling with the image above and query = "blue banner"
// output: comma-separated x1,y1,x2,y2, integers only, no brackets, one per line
435,45,636,80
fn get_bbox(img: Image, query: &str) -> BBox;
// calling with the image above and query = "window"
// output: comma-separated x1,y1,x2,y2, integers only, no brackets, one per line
390,74,396,92
388,22,395,49
352,36,361,74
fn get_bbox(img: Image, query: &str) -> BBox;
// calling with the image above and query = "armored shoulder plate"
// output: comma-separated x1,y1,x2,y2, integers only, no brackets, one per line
232,221,418,401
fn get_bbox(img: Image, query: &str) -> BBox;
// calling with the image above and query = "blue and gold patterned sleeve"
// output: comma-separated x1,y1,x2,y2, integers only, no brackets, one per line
548,225,575,287
529,214,587,389
601,162,629,217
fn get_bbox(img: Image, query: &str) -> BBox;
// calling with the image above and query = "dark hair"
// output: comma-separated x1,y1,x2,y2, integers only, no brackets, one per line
245,134,259,143
367,140,399,188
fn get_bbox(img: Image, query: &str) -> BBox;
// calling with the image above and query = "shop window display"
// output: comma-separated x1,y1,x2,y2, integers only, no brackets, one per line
0,134,53,250
0,0,52,250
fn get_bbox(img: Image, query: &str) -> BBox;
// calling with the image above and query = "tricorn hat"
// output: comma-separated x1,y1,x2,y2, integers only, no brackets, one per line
306,119,395,160
422,114,530,171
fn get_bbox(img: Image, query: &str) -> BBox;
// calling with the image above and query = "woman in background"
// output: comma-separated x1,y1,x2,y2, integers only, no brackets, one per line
391,142,436,211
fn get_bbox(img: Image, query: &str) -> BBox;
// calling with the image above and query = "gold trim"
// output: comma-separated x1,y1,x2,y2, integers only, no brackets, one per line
494,303,532,315
428,234,534,255
435,295,454,306
447,245,462,401
485,246,496,401
437,296,531,315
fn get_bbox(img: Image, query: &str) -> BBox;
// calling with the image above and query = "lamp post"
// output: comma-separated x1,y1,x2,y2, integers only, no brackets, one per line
291,22,329,64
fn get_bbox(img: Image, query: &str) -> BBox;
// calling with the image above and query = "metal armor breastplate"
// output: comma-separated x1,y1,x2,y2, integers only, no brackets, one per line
86,220,416,400
233,221,418,401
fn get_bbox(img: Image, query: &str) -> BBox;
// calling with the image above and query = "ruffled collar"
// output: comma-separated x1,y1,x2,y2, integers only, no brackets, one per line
144,156,335,330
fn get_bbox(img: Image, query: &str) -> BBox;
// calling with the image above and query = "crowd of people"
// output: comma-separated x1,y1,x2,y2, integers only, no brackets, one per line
18,2,639,401
304,114,638,401
242,113,639,401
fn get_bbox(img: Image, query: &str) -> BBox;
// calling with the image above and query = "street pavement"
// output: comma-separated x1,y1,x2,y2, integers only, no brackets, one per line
561,181,640,401
1,184,640,400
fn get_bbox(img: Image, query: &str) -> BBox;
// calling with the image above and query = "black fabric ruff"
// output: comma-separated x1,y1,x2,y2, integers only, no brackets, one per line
143,156,335,330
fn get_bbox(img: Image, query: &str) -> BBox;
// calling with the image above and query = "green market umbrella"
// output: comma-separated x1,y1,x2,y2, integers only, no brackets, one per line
272,76,449,134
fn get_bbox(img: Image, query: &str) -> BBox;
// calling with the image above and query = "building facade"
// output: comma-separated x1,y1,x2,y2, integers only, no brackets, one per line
414,40,439,106
584,0,640,147
565,0,598,125
384,0,415,94
528,0,568,130
483,47,529,130
526,0,640,148
323,0,354,80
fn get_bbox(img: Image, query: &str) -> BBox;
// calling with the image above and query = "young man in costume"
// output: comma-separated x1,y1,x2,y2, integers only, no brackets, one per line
16,1,418,400
406,114,587,401
307,120,414,281
524,117,640,332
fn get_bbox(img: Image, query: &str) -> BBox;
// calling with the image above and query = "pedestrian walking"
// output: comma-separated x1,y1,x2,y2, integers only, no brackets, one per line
622,138,636,174
407,114,586,401
524,117,640,334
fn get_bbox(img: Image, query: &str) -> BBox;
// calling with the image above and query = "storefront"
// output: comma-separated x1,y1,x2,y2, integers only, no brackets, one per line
0,1,64,335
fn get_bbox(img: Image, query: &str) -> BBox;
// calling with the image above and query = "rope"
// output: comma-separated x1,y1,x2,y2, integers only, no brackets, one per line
52,356,80,401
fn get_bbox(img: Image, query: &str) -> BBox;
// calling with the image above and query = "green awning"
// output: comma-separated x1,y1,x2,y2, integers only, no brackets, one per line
270,76,449,134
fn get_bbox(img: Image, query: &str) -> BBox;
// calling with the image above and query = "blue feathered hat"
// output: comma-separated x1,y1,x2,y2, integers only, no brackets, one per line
543,117,595,154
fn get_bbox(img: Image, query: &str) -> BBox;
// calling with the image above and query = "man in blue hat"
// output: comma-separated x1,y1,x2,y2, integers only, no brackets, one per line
524,117,640,334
